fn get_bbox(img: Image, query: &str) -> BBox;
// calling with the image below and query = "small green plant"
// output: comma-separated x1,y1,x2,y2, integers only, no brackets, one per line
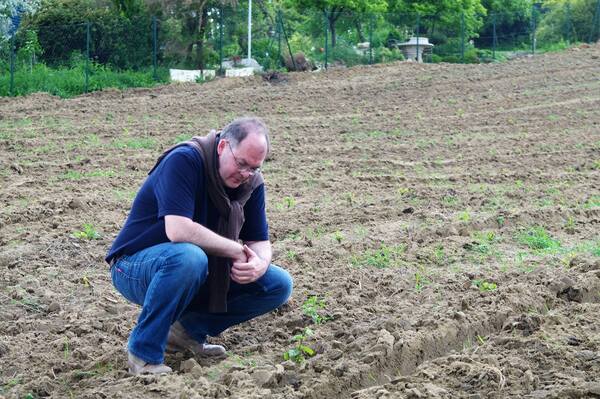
277,196,296,210
283,328,315,363
414,266,431,292
285,250,298,262
72,223,101,240
351,244,406,269
583,195,600,209
458,210,471,222
302,295,330,324
517,226,560,251
333,230,344,244
472,279,497,292
497,215,505,227
564,216,576,233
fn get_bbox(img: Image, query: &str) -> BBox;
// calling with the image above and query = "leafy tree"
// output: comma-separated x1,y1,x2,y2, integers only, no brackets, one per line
537,0,600,44
1,0,41,37
477,0,532,47
285,0,388,47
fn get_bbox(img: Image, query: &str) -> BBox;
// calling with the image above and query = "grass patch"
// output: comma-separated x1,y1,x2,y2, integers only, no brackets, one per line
1,62,169,98
351,243,406,269
517,226,561,251
111,137,157,150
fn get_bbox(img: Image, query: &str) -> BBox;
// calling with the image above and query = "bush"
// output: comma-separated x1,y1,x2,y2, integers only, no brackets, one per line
374,47,404,63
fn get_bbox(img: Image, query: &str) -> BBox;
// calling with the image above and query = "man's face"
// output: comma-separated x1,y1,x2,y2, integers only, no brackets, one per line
217,132,268,188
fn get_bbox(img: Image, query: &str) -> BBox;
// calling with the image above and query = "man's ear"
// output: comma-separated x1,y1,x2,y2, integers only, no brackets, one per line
216,138,227,155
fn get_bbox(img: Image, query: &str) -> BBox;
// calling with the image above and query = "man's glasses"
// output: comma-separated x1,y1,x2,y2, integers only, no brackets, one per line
227,141,261,175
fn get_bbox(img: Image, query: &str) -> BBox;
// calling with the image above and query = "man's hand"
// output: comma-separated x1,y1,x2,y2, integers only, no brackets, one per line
231,245,268,284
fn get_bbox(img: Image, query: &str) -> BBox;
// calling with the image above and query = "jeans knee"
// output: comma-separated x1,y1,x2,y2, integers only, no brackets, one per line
167,243,208,286
271,266,293,305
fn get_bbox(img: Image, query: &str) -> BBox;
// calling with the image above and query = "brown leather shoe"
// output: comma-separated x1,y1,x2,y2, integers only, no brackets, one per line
127,352,172,375
166,321,227,358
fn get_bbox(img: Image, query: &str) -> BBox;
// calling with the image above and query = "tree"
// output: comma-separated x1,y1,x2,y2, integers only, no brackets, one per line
389,0,486,41
285,0,388,47
1,0,40,38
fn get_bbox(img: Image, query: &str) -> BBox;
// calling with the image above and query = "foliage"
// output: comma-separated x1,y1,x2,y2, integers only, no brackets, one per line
302,295,330,324
537,0,600,44
283,327,315,363
517,226,561,251
72,223,101,240
472,279,497,291
0,59,168,97
351,243,406,268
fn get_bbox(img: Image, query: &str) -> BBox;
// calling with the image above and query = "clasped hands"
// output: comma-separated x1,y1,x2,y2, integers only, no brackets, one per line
230,244,268,284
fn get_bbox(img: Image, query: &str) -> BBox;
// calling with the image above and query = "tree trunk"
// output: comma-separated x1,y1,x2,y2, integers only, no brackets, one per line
326,7,343,47
354,18,365,43
196,7,209,70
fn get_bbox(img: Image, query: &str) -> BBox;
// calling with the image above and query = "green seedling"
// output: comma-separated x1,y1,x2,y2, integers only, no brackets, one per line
63,337,71,360
285,250,298,262
458,210,471,222
333,231,344,244
351,244,406,269
414,267,431,293
472,279,497,292
584,195,600,209
467,231,497,255
302,295,330,324
496,215,505,227
277,196,296,210
283,328,315,363
564,217,576,233
476,335,486,345
517,226,560,251
72,223,101,240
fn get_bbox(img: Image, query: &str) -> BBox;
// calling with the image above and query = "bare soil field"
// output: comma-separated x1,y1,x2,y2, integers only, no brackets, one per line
1,43,600,399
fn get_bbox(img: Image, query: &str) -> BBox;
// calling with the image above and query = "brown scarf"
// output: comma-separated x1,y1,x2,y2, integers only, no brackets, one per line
150,130,264,313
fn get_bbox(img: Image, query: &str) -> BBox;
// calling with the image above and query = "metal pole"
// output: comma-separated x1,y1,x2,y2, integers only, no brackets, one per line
219,7,224,75
152,16,158,81
492,13,497,60
368,14,373,64
277,9,282,68
564,2,572,43
531,4,536,54
85,21,90,93
9,34,15,96
590,0,600,43
247,0,252,60
460,11,465,62
416,13,420,62
324,12,328,70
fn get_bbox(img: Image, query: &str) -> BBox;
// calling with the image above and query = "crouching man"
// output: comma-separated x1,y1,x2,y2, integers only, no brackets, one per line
106,117,293,375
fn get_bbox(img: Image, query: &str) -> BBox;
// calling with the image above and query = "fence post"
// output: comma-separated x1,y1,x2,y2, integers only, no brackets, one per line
564,2,572,43
460,11,465,62
9,34,15,97
219,7,224,75
492,13,497,60
324,12,328,70
530,4,536,54
590,0,600,43
416,13,420,62
152,16,158,81
85,22,90,93
368,14,374,65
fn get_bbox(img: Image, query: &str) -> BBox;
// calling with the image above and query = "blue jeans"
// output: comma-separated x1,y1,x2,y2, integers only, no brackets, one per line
111,242,293,364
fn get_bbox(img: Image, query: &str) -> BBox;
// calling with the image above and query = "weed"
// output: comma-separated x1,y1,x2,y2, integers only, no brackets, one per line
583,195,600,209
351,244,406,269
302,295,330,324
112,137,156,150
343,192,357,205
333,231,344,244
283,328,315,363
285,250,298,262
72,223,101,240
472,279,497,292
467,231,498,255
432,245,447,265
458,210,471,222
414,266,431,292
517,226,560,251
476,335,486,345
276,196,296,210
564,217,576,233
497,215,506,227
